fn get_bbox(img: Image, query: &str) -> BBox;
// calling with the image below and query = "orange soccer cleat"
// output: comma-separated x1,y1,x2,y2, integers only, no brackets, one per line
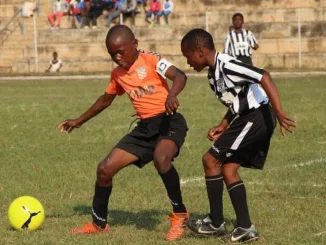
70,222,110,235
165,211,189,241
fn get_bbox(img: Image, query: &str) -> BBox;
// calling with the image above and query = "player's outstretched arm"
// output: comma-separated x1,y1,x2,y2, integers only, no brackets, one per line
260,71,296,136
164,66,187,115
58,93,116,133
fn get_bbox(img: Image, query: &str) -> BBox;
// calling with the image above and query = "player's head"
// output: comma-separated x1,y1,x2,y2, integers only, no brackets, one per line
232,13,244,29
53,52,58,59
106,25,138,70
181,28,215,72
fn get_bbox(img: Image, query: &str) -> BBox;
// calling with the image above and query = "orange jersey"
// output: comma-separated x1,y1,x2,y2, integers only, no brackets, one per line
106,51,173,119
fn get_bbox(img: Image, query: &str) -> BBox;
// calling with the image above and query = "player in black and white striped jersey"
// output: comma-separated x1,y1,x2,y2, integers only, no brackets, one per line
181,29,296,242
224,13,259,65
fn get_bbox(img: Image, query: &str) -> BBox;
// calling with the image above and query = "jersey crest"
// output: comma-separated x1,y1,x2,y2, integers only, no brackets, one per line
136,66,147,80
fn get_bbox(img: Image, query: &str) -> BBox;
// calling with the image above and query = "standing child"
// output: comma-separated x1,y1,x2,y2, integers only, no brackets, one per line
58,25,189,241
224,13,259,65
181,29,296,242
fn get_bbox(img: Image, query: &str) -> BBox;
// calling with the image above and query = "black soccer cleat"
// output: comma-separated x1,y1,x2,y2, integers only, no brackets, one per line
186,215,226,237
230,224,259,242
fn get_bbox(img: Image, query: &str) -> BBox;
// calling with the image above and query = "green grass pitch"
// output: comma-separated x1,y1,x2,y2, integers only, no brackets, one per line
0,76,325,245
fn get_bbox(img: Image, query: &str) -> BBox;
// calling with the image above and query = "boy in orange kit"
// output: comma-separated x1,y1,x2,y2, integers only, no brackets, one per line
58,25,189,241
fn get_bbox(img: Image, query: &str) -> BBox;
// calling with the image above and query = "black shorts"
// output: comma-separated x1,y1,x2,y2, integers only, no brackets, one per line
115,112,188,168
208,104,276,169
236,56,253,65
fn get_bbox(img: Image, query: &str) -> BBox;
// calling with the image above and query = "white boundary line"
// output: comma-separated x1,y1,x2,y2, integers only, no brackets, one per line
1,71,326,81
181,178,325,188
180,157,326,187
289,157,326,168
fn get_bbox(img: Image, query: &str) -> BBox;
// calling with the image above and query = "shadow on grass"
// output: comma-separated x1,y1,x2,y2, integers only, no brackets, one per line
47,205,237,232
71,204,167,231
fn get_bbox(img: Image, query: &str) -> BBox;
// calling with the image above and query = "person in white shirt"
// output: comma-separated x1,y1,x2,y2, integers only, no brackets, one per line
224,13,259,65
22,2,36,17
157,0,173,26
45,52,63,73
48,0,68,28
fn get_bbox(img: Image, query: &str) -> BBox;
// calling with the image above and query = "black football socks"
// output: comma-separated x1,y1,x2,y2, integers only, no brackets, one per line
205,174,224,227
160,165,187,213
227,180,251,228
92,182,112,228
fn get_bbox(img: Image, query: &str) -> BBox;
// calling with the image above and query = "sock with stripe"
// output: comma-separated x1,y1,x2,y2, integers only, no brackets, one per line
160,165,187,213
227,180,251,228
205,174,224,227
92,182,112,228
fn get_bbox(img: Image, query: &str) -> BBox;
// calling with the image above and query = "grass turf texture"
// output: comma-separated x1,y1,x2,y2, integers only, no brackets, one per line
0,76,325,245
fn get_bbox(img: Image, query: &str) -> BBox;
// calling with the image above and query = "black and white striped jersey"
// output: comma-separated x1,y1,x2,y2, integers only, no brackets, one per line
208,52,269,115
224,29,258,57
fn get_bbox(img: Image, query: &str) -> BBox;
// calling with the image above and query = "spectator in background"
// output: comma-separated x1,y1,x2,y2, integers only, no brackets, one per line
22,1,36,17
45,52,63,73
123,0,137,27
137,0,147,13
83,0,91,28
87,0,105,29
68,0,86,28
157,0,172,27
106,0,125,28
145,0,161,27
48,0,69,29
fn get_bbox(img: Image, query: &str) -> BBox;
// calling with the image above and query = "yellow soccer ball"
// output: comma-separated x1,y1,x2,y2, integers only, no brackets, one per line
8,196,45,231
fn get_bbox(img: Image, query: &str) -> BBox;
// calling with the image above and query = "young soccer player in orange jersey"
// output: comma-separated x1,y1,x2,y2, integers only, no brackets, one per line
58,25,189,241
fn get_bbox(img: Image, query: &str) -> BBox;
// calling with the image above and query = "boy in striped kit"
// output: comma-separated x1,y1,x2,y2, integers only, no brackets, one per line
181,29,296,242
224,13,259,65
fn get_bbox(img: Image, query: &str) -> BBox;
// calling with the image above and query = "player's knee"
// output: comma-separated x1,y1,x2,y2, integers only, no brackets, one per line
153,154,172,174
221,167,238,183
202,153,218,170
97,158,118,182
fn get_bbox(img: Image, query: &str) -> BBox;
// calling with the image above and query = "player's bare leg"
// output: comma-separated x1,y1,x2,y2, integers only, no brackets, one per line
153,139,188,241
71,148,139,234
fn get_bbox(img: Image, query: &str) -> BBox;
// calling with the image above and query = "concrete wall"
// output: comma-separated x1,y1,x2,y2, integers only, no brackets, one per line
0,0,325,73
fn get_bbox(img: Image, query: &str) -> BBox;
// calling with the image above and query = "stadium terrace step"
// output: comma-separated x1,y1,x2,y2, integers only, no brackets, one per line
0,0,23,4
1,0,326,72
34,20,326,46
38,7,325,30
12,57,115,73
12,52,326,73
172,0,322,12
0,5,16,17
22,37,326,61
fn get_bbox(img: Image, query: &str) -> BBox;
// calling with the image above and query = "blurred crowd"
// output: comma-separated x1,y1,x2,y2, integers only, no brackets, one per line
48,0,174,30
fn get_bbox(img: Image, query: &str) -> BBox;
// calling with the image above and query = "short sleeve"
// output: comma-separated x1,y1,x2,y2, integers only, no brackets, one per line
105,72,125,96
223,60,265,83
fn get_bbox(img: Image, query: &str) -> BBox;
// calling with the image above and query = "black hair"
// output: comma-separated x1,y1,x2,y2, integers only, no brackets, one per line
106,25,135,43
232,13,244,21
181,28,215,51
53,52,58,55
